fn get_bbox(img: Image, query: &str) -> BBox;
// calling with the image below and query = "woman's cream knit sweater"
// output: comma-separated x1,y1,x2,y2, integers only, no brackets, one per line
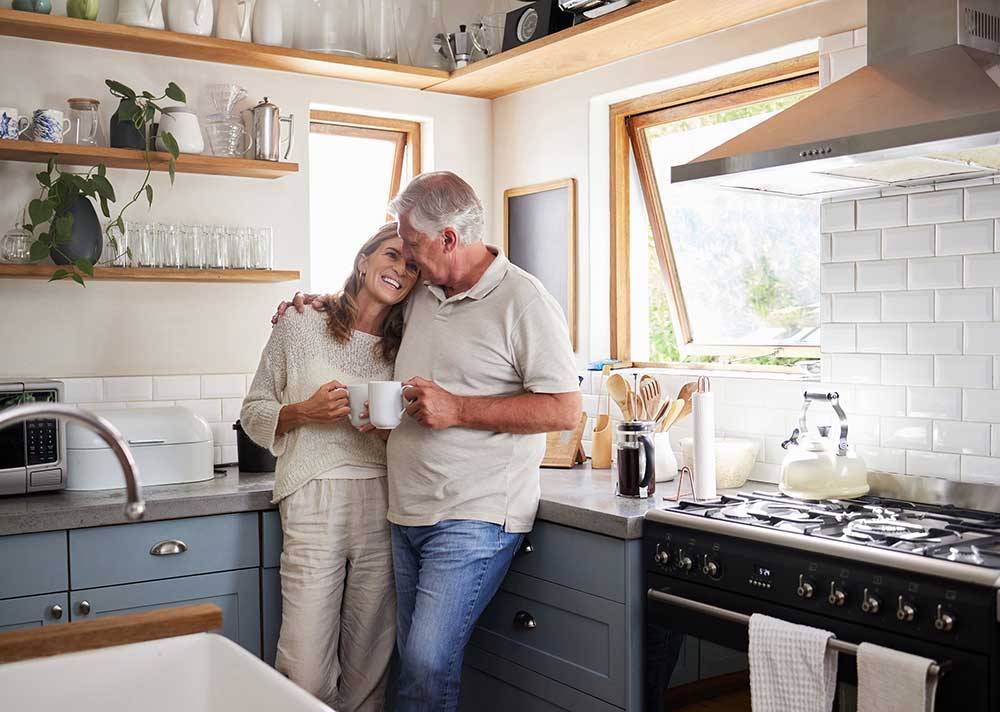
241,309,392,502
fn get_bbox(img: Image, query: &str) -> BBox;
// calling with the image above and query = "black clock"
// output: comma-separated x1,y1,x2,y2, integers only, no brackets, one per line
502,0,575,52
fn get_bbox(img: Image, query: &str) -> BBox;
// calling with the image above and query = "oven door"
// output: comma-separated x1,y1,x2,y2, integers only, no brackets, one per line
646,573,993,712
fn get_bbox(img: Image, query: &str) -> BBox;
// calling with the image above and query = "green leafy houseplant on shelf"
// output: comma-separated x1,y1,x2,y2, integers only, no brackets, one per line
23,80,186,286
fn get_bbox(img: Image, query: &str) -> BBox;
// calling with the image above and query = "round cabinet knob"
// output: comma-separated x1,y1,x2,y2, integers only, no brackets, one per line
934,605,955,633
519,538,534,557
677,553,693,572
796,574,815,599
896,596,916,622
654,545,670,567
50,604,63,620
513,611,537,630
77,600,92,616
827,582,846,607
861,588,881,614
701,557,720,578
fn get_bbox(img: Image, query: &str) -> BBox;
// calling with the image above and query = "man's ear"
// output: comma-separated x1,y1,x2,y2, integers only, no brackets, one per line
441,228,460,254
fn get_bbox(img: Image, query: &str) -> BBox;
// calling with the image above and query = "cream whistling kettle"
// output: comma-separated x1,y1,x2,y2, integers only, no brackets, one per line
779,391,868,500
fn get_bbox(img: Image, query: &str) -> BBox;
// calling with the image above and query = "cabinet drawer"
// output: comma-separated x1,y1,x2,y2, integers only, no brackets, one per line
470,571,625,706
0,530,67,599
70,568,260,655
262,510,281,569
0,593,69,632
510,521,624,603
70,513,259,589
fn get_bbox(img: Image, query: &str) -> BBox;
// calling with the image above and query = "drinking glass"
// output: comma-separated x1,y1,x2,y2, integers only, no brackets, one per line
158,223,182,268
205,224,227,269
366,0,397,62
102,221,128,267
137,223,158,267
182,224,206,268
257,226,273,269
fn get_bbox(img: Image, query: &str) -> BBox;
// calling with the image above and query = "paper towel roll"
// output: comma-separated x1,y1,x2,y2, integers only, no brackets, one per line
692,390,717,499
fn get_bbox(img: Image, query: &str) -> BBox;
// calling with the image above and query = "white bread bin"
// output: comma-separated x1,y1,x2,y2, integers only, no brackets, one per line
66,406,214,490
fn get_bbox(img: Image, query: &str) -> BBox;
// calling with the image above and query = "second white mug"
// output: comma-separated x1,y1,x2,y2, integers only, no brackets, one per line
368,381,411,429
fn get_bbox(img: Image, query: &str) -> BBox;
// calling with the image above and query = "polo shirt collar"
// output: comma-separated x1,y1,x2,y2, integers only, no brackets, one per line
425,247,510,303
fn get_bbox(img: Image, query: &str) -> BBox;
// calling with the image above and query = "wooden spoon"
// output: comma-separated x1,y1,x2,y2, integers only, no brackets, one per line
656,398,686,433
639,375,660,423
607,373,634,420
672,381,699,424
652,397,671,426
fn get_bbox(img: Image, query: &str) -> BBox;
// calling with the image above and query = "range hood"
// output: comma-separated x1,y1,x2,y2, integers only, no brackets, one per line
671,0,1000,197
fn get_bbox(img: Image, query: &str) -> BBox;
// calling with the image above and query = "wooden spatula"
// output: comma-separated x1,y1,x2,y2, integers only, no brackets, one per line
656,398,685,433
639,375,660,423
607,373,634,420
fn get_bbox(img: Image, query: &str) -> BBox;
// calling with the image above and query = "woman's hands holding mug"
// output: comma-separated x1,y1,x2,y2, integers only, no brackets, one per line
276,380,350,435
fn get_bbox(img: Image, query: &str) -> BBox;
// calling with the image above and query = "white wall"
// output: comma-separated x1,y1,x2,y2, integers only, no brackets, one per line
0,29,492,378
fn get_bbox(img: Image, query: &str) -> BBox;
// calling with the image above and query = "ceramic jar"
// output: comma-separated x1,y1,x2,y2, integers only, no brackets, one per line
156,107,204,154
116,0,165,29
165,0,214,35
251,0,282,46
215,0,254,41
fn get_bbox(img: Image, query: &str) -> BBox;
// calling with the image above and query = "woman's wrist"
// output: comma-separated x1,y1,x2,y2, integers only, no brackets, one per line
277,403,303,435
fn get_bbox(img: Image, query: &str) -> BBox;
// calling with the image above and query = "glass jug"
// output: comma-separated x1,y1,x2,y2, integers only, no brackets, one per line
615,421,656,498
296,0,365,57
67,98,100,145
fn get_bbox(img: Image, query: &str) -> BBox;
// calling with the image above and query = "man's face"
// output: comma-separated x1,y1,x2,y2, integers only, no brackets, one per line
398,214,448,285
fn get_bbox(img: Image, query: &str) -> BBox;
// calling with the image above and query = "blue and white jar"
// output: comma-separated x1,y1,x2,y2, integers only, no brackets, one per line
30,109,71,143
0,108,29,140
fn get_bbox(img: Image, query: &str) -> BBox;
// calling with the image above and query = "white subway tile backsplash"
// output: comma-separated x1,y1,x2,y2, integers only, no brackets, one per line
907,387,962,420
961,455,1000,484
881,355,933,386
831,354,881,384
907,323,962,355
965,323,1000,355
210,421,237,447
933,420,990,455
857,196,907,229
936,220,994,255
856,324,906,353
61,378,103,404
882,226,934,259
749,462,782,484
854,385,905,417
964,389,1000,421
964,183,1000,220
125,401,175,409
820,295,832,323
221,445,238,464
935,355,994,388
832,293,881,322
821,234,832,263
79,401,126,410
882,291,934,322
965,253,1000,287
832,230,881,261
820,263,855,293
222,398,243,422
201,374,247,398
582,394,600,418
175,399,223,423
908,189,964,225
906,450,960,480
820,324,856,353
856,260,906,291
907,256,963,289
103,376,153,402
993,425,1000,457
935,288,993,321
152,375,201,401
881,417,932,450
857,445,905,474
820,201,855,233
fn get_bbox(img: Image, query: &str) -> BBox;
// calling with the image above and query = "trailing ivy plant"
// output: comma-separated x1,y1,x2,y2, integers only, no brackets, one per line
24,80,186,286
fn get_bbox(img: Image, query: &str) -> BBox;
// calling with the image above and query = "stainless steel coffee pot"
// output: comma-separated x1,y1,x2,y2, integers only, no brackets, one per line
245,97,293,161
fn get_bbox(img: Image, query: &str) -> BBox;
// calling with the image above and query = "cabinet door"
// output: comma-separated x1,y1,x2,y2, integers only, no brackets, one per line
69,569,260,655
262,567,281,666
0,593,69,632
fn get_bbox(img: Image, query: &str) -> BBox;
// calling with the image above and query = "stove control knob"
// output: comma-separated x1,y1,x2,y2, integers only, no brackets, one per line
896,596,916,622
701,556,720,578
654,545,670,568
827,582,846,607
796,574,815,599
677,552,694,572
934,605,955,633
861,588,880,614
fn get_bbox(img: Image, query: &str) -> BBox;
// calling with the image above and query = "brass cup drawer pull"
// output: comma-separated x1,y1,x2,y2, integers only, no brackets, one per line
513,610,537,630
150,539,188,556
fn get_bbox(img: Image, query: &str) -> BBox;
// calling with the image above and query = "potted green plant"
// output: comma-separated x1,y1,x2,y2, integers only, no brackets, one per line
24,80,185,286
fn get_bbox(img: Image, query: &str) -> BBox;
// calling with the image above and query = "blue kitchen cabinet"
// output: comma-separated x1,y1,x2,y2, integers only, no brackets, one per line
0,530,70,633
0,593,70,632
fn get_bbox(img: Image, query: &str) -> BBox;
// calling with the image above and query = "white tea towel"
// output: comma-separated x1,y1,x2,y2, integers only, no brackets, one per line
857,642,938,712
748,613,838,712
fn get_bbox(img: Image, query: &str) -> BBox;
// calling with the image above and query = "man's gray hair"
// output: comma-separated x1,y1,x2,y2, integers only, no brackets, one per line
389,171,485,246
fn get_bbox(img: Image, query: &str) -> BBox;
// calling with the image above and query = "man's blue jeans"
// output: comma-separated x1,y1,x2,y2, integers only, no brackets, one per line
391,520,523,711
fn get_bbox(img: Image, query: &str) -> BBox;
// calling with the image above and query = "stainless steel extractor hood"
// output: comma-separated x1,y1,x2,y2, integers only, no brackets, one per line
671,0,1000,197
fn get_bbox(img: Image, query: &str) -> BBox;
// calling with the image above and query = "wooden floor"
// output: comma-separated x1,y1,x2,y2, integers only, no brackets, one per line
672,688,751,712
664,672,751,712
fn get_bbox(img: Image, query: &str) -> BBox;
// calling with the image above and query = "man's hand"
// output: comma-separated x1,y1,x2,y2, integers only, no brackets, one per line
271,291,324,325
403,377,463,430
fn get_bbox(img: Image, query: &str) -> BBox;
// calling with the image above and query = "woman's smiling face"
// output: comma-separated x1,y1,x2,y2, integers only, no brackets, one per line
358,236,420,306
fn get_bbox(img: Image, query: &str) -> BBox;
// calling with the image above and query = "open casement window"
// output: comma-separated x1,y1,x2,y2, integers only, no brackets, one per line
308,111,421,292
611,57,822,367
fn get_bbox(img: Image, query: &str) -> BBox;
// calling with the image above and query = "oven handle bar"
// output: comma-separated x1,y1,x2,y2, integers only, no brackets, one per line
647,589,949,679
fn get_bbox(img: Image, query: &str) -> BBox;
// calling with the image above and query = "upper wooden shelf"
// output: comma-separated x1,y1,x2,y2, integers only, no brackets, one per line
0,140,298,179
429,0,819,99
0,264,301,283
0,9,447,90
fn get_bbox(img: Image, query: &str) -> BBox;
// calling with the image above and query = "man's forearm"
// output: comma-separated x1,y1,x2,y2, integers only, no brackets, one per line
456,391,581,434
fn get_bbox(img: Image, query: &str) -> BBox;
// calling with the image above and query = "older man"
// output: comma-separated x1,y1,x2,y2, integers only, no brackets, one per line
282,171,580,711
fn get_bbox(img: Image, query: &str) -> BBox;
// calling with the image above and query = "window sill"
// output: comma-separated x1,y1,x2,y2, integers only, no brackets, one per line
627,363,819,382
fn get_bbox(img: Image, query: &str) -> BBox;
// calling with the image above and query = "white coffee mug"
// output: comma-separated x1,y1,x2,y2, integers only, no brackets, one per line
368,381,412,429
0,108,29,140
30,109,71,143
348,383,370,429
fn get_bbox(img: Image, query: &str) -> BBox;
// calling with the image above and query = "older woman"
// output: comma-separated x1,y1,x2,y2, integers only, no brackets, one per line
241,222,419,712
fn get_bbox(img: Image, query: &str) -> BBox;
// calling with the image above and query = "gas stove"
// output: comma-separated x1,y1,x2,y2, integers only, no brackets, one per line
643,479,1000,711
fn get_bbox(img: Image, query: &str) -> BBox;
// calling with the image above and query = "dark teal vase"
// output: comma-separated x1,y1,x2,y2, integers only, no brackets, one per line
51,197,103,266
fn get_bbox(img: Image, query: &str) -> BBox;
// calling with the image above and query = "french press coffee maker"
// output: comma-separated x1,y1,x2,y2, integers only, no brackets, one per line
615,420,656,498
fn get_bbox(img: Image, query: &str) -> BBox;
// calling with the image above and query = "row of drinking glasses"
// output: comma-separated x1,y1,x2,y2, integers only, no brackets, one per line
103,222,274,270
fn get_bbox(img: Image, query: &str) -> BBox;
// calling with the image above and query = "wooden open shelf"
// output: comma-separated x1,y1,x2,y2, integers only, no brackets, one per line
0,140,298,179
0,9,447,90
0,263,301,283
428,0,818,99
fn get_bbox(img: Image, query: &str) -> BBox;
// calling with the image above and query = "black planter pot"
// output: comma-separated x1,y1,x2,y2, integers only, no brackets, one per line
109,101,158,150
51,196,103,266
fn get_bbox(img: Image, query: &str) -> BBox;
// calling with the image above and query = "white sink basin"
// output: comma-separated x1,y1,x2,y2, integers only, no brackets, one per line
0,633,334,712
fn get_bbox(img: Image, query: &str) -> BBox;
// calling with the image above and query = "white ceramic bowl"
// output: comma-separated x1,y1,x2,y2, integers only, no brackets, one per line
680,437,760,489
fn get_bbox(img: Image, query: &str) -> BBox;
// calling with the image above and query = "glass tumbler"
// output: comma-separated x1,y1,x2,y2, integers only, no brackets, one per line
67,98,100,146
205,224,227,269
137,222,158,267
366,0,398,62
158,223,182,268
102,221,128,267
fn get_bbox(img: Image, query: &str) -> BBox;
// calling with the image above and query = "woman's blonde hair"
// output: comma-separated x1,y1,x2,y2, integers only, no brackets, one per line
319,222,410,363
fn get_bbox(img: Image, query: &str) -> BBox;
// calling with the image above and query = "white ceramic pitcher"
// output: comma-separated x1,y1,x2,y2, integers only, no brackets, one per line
251,0,282,46
116,0,165,29
215,0,254,41
165,0,214,36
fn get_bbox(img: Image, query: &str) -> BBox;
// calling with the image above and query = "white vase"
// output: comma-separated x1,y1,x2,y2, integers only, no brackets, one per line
654,431,678,482
164,0,214,35
215,0,254,41
116,0,165,29
252,0,282,46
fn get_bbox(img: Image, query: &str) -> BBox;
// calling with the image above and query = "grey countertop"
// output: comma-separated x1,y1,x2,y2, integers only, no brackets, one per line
0,464,771,539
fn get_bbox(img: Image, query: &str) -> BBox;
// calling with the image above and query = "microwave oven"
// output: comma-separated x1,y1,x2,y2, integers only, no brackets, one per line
0,380,65,495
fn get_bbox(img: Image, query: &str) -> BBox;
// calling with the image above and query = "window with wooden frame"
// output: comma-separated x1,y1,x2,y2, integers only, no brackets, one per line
308,110,421,292
610,56,822,368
